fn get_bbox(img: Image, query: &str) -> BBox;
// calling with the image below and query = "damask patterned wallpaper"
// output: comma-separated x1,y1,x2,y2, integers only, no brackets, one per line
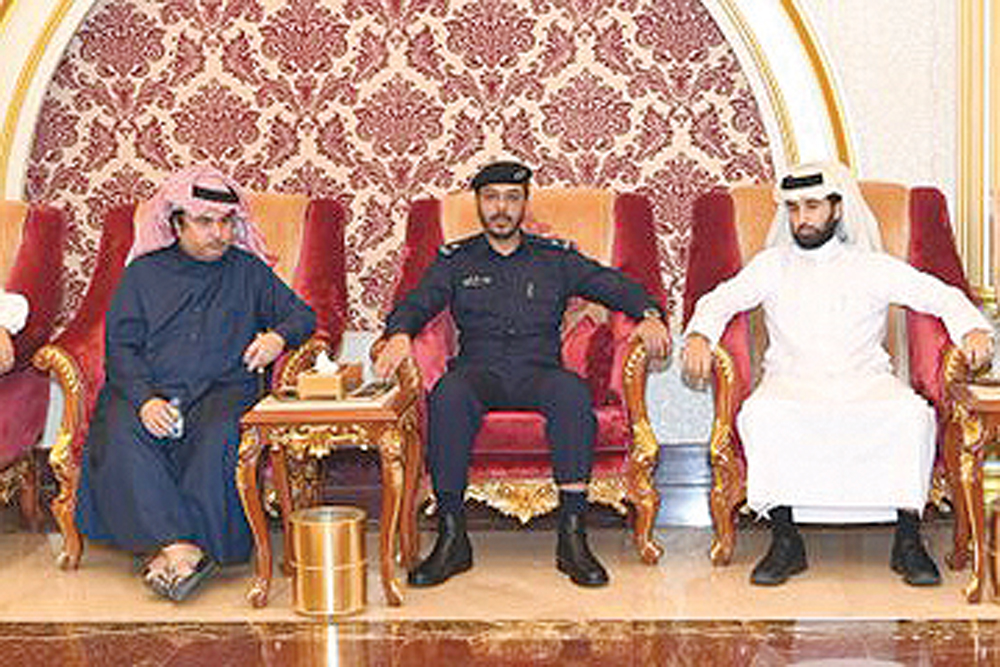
25,0,773,329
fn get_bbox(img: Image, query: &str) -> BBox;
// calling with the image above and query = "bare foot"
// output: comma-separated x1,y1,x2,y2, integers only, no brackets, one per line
162,542,205,580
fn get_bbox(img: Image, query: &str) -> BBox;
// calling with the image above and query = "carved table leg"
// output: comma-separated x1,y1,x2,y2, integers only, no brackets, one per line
991,499,1000,600
399,406,421,569
378,425,405,606
957,407,987,603
945,412,970,571
270,444,296,577
236,426,271,607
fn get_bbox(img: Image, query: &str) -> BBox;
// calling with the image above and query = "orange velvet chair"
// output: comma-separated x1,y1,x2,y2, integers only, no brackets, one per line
387,188,668,563
0,201,66,528
33,193,346,568
683,182,974,567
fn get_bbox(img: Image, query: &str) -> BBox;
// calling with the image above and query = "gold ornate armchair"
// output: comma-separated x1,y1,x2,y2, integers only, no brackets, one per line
683,182,974,567
386,188,668,563
33,193,346,568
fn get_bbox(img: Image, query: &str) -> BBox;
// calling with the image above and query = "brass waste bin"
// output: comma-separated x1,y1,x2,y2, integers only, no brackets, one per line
290,506,367,617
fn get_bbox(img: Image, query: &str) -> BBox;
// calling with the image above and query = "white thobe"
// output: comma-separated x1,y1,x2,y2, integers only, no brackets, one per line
0,290,27,335
686,240,991,522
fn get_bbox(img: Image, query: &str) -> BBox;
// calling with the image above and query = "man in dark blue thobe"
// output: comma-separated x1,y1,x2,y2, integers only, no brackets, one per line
78,166,315,601
375,161,671,588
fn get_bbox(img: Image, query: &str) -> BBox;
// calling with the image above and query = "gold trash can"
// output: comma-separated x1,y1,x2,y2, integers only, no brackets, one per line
290,506,366,617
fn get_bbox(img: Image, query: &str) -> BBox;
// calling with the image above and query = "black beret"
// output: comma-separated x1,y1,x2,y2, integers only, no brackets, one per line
470,161,533,190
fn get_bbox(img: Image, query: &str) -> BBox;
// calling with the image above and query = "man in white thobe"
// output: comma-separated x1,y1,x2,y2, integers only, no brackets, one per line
682,162,994,586
0,290,28,374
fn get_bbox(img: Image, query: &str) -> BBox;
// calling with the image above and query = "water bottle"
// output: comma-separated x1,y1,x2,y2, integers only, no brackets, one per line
167,397,184,439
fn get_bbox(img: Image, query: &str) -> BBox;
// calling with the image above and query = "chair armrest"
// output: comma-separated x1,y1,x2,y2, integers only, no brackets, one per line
271,333,333,397
32,343,88,472
709,343,742,463
620,336,656,462
941,342,983,425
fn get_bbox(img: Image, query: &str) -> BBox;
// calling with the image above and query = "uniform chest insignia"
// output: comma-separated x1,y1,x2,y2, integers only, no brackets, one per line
460,274,493,288
535,236,576,251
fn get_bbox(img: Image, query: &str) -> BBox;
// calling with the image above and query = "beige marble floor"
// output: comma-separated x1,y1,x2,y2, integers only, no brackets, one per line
3,522,1000,623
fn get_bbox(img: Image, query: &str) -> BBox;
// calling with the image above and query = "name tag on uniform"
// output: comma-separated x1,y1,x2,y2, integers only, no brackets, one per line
460,274,493,288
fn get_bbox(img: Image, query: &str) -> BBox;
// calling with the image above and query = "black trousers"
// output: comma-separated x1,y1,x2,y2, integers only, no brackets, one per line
426,365,596,496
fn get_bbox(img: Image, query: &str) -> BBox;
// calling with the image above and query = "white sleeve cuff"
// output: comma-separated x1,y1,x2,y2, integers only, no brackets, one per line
0,292,29,335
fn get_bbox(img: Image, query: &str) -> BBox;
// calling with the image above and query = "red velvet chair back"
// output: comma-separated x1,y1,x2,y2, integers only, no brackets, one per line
245,193,348,351
1,201,67,367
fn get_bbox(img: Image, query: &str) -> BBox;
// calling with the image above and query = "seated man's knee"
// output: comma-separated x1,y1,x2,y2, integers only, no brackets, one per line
428,372,479,412
540,371,593,411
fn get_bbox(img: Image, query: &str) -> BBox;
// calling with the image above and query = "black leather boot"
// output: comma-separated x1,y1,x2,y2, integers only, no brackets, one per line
891,511,940,586
751,507,807,586
407,511,473,587
556,511,609,587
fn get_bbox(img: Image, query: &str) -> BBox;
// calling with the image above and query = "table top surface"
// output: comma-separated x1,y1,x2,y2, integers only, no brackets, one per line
241,386,414,425
966,382,1000,409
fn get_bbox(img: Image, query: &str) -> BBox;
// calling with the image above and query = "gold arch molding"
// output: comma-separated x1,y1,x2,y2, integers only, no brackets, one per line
0,0,852,197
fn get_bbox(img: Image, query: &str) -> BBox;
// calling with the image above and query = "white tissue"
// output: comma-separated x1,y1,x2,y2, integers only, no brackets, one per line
312,350,340,375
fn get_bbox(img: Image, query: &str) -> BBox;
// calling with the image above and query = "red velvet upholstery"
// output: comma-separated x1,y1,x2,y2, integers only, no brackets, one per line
0,202,67,526
291,200,348,351
34,197,347,569
0,371,50,468
684,183,972,566
392,189,668,563
49,204,136,455
906,188,976,407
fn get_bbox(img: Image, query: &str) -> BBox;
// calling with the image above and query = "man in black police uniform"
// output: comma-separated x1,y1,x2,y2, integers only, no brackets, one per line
375,161,670,587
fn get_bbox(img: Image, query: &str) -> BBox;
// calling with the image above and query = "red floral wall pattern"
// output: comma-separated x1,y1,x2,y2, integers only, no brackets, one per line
26,0,772,328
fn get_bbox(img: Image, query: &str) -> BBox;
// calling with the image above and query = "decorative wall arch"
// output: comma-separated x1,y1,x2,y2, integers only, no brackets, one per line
0,0,848,328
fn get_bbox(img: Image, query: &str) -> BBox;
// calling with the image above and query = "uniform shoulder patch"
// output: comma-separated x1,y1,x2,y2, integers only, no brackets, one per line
437,234,478,257
534,235,576,252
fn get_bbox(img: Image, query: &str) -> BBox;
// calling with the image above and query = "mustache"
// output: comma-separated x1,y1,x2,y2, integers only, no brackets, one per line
487,214,513,223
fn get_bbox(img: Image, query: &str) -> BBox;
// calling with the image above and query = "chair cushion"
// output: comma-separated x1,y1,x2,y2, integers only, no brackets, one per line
468,405,631,480
0,369,49,468
561,311,615,405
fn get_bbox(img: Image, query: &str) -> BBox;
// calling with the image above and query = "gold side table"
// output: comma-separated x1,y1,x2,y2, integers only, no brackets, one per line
236,387,421,608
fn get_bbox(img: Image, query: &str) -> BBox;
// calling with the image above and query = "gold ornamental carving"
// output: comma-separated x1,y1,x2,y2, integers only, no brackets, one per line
273,336,332,397
32,343,85,473
265,423,373,460
465,476,629,524
0,457,29,505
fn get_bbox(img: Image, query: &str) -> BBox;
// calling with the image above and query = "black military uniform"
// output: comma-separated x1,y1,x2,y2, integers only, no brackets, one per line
385,232,660,494
385,160,663,589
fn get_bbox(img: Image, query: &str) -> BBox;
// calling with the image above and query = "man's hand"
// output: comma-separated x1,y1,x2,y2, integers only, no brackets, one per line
243,331,286,372
631,317,671,361
962,328,994,372
374,333,412,380
681,333,712,389
0,327,14,375
140,398,177,438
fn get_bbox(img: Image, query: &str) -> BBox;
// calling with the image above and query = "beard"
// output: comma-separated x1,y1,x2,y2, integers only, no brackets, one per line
481,212,522,240
793,213,840,250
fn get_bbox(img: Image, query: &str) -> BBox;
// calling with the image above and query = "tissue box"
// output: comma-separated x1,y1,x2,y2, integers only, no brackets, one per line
297,363,363,400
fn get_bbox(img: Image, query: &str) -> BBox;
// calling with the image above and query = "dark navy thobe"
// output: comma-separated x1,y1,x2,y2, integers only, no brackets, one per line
385,233,660,495
78,243,315,564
